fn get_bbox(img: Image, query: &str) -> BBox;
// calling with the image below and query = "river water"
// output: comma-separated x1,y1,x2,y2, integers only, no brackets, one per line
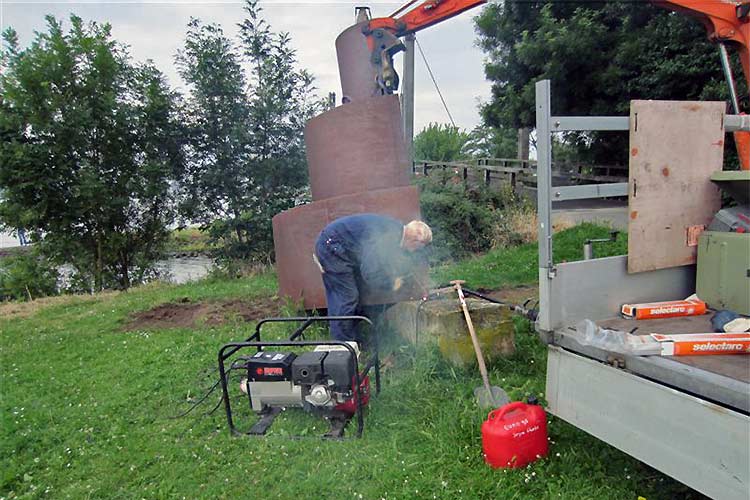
51,256,215,288
154,256,214,284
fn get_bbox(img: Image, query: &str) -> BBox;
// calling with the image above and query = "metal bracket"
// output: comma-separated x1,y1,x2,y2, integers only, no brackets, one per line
366,28,405,94
606,354,626,370
248,406,282,435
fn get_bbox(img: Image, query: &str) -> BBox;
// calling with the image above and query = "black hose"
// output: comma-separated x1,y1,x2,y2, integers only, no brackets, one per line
455,286,538,321
462,288,508,306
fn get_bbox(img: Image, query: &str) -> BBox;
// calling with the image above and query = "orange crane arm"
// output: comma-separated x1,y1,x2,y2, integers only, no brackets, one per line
362,0,748,166
654,0,749,168
367,0,486,37
655,0,749,85
360,0,487,93
365,0,747,94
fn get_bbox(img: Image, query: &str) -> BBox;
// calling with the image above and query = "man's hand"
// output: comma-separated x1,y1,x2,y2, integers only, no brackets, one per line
393,277,404,291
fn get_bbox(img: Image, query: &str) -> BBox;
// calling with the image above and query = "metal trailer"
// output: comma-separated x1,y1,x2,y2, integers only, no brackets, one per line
534,80,750,500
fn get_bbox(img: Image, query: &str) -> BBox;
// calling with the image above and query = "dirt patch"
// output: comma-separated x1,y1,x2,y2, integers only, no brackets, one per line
123,295,284,331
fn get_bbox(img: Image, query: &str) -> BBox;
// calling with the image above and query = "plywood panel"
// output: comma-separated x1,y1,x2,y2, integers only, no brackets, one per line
628,101,724,274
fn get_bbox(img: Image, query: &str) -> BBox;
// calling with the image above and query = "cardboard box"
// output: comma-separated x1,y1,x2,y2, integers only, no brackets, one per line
650,333,750,356
621,297,706,320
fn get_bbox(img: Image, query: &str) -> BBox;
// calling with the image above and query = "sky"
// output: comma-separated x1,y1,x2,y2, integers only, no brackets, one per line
0,0,493,133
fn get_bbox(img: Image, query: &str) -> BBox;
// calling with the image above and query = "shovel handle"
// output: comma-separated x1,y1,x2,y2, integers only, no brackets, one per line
451,280,493,400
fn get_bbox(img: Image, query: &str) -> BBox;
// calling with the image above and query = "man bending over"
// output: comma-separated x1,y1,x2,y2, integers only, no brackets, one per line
313,214,432,341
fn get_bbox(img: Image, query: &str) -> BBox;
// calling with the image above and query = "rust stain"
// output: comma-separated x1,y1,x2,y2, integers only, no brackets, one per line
712,139,724,147
630,210,638,220
662,167,670,177
630,147,638,157
684,104,701,112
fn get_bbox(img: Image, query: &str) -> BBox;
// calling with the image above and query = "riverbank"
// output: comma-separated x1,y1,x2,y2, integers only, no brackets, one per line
0,224,697,499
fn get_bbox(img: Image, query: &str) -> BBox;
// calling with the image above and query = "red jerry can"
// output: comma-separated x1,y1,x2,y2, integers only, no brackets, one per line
482,401,549,468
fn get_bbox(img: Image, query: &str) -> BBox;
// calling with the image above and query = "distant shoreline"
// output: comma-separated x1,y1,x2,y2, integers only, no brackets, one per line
0,246,30,259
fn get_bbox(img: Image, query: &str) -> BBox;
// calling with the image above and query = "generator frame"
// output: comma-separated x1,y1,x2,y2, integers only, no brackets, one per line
534,79,750,500
218,315,380,439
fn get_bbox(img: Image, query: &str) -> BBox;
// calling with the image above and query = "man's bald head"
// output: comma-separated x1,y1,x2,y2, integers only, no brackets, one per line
401,220,432,251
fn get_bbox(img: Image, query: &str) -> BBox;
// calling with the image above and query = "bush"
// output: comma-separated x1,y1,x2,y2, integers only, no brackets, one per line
413,123,469,161
0,251,58,301
490,204,575,249
418,177,524,262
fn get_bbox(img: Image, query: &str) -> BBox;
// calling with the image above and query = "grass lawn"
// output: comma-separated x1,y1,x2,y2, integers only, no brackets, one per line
1,224,699,499
165,228,215,255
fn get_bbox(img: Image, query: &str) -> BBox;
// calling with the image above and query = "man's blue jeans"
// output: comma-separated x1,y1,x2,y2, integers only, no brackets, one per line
315,231,360,341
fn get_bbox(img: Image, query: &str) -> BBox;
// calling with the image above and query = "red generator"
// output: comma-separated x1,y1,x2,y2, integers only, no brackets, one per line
482,400,549,468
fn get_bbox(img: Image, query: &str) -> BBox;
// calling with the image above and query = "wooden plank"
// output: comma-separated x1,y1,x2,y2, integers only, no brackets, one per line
627,101,724,274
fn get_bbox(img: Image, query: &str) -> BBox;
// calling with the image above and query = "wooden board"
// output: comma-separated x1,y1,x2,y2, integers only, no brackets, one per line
627,101,724,274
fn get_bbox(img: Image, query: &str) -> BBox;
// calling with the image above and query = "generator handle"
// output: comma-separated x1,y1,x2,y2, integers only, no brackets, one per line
245,315,379,393
218,338,371,438
251,316,379,392
253,315,374,342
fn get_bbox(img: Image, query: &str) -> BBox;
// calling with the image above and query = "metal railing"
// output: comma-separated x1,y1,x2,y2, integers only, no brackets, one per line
412,157,628,191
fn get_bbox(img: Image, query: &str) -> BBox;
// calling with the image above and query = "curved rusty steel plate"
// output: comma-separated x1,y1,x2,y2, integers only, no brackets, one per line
305,95,410,201
272,185,424,309
336,22,380,102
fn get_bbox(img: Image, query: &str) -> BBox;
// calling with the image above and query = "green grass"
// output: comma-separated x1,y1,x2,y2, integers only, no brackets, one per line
1,225,698,499
432,223,627,289
165,227,215,255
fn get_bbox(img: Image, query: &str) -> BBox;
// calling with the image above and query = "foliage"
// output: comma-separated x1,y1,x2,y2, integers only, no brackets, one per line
462,124,518,159
476,2,745,165
0,247,698,500
490,203,543,249
0,15,184,290
0,250,58,301
413,123,470,162
418,177,523,262
176,0,320,261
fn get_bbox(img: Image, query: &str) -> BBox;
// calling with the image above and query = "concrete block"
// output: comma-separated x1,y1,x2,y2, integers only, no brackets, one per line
384,297,515,367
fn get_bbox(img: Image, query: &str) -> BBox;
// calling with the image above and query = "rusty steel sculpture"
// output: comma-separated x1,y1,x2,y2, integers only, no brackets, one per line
272,22,424,309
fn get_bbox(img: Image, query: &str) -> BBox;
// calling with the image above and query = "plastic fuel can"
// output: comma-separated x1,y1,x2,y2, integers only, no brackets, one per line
481,401,548,468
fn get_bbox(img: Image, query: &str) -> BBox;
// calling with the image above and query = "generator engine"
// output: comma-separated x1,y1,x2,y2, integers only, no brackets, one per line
240,343,369,415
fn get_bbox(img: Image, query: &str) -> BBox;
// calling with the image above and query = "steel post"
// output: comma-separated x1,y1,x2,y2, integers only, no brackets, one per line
535,80,554,332
535,80,553,270
718,43,741,114
402,33,416,167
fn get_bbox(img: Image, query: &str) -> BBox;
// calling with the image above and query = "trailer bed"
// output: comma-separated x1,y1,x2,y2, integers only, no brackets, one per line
550,314,750,413
598,314,750,384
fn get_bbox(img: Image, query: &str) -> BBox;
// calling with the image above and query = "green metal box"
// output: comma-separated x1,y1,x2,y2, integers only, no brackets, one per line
696,231,750,315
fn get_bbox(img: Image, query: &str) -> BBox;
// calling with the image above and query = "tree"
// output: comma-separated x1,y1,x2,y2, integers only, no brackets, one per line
475,2,743,164
413,123,470,161
462,125,518,159
0,15,184,290
176,0,320,261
